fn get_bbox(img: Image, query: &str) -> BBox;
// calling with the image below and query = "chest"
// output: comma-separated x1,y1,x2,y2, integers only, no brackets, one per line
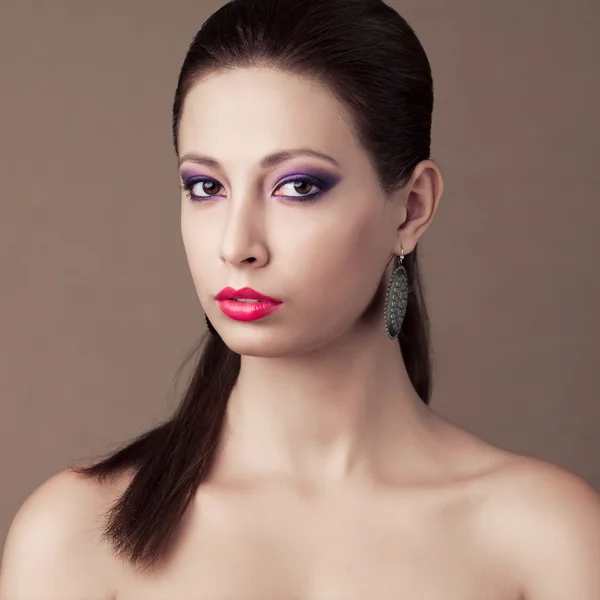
111,489,520,600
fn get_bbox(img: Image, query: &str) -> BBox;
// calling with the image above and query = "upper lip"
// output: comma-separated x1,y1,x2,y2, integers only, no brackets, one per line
215,287,282,302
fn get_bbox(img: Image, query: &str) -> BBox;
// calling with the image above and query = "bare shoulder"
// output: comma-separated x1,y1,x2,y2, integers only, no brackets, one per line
0,467,119,600
476,453,600,600
481,453,600,534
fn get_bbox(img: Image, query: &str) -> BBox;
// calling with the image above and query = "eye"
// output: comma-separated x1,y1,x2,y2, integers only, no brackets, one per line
179,178,224,202
179,175,328,204
274,178,322,201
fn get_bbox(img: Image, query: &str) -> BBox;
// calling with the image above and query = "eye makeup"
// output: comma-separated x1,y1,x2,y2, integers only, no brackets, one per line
179,166,341,204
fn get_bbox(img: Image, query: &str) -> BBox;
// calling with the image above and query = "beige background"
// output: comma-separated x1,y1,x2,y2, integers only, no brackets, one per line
1,0,599,551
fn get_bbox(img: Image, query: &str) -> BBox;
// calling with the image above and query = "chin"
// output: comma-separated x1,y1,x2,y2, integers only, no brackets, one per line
218,326,326,359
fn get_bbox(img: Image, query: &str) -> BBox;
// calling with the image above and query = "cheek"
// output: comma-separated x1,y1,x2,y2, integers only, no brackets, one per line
181,222,200,264
181,221,213,291
181,210,215,253
291,209,384,299
330,204,385,267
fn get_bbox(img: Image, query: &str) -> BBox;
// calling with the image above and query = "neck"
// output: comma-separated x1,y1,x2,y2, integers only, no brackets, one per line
212,324,436,490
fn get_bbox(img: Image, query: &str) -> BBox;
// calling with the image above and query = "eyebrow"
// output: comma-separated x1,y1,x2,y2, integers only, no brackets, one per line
178,148,342,170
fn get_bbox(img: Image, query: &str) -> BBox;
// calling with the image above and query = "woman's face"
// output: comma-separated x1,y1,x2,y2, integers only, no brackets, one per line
178,67,406,357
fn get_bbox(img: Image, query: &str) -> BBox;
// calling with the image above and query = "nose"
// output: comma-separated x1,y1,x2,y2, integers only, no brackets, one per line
219,192,268,269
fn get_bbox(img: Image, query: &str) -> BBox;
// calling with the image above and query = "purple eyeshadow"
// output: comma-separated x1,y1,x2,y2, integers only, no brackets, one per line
180,169,207,185
178,161,343,204
279,169,340,190
180,167,340,193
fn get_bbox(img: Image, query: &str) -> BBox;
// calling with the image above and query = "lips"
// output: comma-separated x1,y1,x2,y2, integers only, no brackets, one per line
214,287,283,322
215,287,282,303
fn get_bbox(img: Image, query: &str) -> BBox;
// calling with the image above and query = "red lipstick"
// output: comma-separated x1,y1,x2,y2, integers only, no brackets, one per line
215,287,283,322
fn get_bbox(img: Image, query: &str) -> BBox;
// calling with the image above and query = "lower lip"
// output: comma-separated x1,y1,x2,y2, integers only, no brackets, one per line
217,299,282,321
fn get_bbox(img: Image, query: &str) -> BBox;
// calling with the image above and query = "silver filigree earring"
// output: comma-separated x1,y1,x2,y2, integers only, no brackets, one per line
383,247,408,340
205,248,409,339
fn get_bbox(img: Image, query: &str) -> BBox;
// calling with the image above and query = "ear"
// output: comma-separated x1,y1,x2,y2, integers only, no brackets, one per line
390,159,444,256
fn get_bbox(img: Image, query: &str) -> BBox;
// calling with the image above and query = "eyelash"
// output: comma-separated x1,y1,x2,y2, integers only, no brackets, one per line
179,176,326,204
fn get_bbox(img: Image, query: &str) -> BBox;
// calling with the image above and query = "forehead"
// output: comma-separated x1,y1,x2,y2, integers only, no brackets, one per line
177,67,359,163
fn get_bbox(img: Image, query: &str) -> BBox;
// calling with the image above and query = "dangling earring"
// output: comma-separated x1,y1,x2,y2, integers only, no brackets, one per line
205,313,217,336
383,246,408,340
205,251,409,340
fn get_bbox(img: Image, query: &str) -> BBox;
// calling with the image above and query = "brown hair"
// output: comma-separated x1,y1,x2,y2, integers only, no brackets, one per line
72,0,435,574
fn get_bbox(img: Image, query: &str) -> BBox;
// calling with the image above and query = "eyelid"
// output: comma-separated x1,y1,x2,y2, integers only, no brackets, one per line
181,175,329,205
183,172,327,196
275,173,326,188
180,160,335,186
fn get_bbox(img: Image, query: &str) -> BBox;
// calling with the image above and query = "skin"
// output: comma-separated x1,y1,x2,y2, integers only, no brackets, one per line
178,66,444,487
1,67,599,600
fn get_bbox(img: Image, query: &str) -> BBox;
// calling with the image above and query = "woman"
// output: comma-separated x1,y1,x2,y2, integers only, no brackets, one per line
1,0,599,598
